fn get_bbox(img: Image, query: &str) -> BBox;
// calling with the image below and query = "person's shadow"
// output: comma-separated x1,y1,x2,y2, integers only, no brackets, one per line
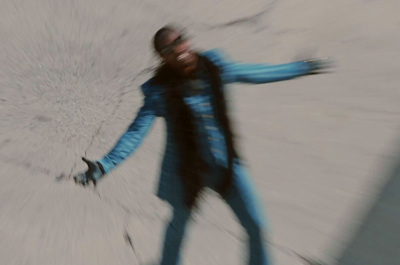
335,141,400,264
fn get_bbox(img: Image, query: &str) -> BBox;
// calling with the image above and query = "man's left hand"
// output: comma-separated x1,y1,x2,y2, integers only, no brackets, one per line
305,57,334,74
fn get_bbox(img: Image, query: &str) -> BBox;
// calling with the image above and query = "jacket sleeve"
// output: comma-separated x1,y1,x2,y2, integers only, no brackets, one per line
97,83,156,174
203,48,311,84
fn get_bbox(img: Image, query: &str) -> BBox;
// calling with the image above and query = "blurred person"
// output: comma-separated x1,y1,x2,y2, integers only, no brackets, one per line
74,25,331,265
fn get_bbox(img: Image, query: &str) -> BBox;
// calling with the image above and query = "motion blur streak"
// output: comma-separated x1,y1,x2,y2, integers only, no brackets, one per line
0,0,399,264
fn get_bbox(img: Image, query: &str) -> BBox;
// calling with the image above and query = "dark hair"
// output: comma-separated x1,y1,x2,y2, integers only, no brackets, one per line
152,54,238,209
153,25,182,54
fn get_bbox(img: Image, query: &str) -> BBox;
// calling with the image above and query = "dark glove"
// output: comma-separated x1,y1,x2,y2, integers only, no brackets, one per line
73,157,105,186
304,57,334,73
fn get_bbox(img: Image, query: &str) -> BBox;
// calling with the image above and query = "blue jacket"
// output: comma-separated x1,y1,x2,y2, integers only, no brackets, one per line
98,49,311,203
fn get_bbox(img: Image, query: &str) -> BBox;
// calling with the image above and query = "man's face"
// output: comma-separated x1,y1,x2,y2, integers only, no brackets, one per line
158,30,197,75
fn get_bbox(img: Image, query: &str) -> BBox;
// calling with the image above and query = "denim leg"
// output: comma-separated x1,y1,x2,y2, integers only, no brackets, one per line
160,203,192,265
223,163,271,265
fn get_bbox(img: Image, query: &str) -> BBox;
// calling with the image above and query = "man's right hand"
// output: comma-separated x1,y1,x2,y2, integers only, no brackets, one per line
73,157,105,187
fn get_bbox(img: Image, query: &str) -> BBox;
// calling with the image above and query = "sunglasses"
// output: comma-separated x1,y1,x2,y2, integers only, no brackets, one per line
159,34,187,55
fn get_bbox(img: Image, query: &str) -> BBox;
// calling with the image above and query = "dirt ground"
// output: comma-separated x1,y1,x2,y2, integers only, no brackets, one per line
1,0,399,264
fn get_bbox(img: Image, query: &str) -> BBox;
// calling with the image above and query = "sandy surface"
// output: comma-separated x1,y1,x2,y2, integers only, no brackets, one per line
1,0,399,264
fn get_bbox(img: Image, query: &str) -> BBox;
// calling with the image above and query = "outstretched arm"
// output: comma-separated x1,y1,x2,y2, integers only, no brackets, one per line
97,93,156,174
203,49,322,84
223,60,311,84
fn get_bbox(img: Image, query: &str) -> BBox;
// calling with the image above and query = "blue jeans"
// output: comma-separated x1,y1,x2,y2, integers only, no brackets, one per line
160,161,271,265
